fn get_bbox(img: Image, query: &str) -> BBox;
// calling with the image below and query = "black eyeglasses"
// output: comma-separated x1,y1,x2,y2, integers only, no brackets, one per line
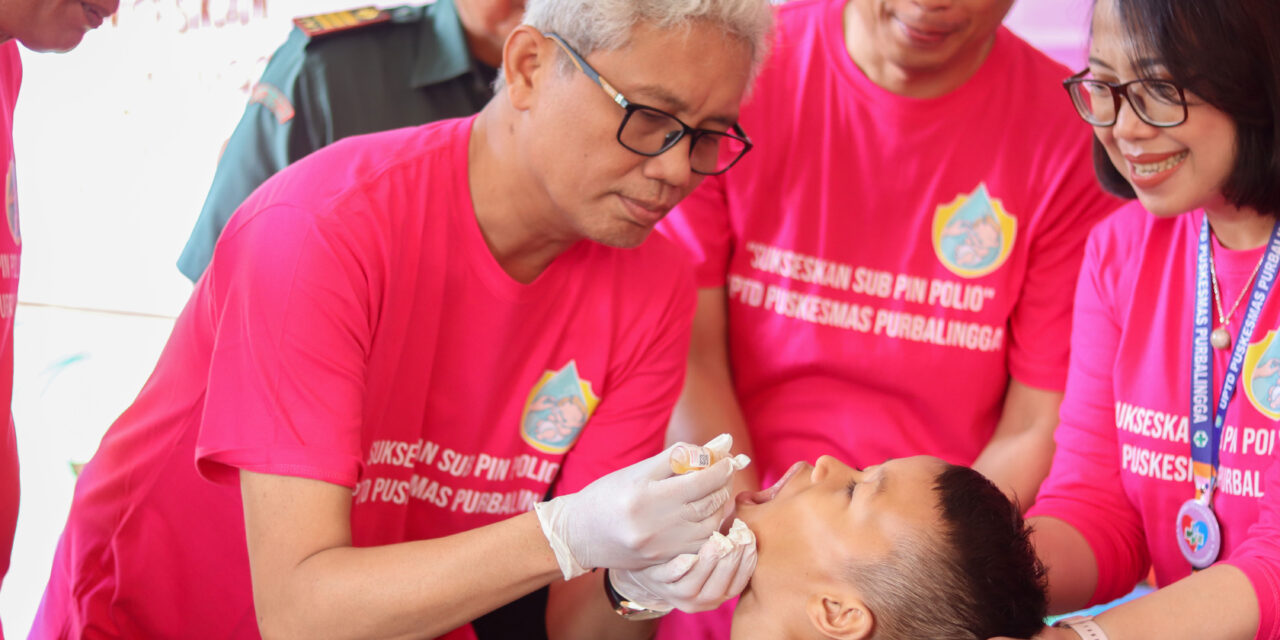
544,32,753,176
1063,68,1189,127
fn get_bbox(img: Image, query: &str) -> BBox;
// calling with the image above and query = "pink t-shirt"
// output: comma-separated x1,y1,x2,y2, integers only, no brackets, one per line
33,117,695,639
0,40,19,634
659,0,1116,483
656,1,1117,636
1031,202,1280,639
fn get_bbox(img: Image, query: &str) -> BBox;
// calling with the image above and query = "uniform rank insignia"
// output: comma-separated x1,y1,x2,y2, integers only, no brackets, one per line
293,7,391,38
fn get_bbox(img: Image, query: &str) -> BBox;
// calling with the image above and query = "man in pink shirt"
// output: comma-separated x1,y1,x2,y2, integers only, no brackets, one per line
33,1,773,638
657,0,1119,635
661,0,1117,526
0,0,118,632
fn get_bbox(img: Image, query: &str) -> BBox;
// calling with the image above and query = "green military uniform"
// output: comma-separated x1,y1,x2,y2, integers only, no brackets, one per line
177,0,496,282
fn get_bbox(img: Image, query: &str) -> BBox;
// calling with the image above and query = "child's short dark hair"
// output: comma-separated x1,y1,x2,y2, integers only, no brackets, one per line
848,465,1047,640
1094,0,1280,217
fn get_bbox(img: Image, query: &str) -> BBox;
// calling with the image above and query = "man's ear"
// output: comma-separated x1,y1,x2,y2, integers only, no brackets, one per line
501,25,548,111
806,593,874,640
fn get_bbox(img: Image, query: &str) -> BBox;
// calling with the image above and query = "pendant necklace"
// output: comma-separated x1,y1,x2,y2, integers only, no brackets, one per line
1207,231,1267,350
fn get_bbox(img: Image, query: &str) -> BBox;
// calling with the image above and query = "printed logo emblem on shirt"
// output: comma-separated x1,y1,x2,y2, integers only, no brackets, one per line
4,153,17,247
931,183,1016,279
520,361,600,454
1243,330,1280,419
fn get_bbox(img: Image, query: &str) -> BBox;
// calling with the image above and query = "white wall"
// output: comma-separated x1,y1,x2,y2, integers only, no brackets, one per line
1004,0,1093,70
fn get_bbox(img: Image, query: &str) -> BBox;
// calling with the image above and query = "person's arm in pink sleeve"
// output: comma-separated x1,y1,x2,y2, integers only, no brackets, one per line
972,381,1063,510
200,200,562,638
196,198,376,487
977,132,1123,507
244,451,748,640
1027,219,1150,609
666,287,761,495
1220,457,1280,639
244,471,565,639
991,565,1259,640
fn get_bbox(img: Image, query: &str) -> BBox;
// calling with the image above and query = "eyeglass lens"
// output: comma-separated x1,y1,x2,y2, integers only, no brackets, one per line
620,107,748,175
1068,79,1185,126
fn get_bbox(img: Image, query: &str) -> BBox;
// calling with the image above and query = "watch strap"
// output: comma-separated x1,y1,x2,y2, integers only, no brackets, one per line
603,569,670,621
1054,615,1109,640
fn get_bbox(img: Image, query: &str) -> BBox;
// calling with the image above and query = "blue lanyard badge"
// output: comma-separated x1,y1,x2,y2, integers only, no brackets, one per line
1180,215,1280,569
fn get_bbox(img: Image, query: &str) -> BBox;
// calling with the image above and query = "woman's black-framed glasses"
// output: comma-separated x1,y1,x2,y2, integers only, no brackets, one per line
545,32,753,176
1063,68,1189,128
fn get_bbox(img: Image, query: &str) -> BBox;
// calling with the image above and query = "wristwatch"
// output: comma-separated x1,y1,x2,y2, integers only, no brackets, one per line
1054,615,1109,640
603,569,670,621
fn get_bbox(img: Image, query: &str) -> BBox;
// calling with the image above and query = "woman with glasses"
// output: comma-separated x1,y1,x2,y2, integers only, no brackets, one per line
997,0,1280,639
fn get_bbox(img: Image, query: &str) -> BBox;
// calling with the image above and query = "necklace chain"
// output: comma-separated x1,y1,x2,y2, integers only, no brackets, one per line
1208,232,1267,326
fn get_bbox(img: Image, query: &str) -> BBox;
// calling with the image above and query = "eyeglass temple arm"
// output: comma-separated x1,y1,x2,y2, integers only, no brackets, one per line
544,33,629,108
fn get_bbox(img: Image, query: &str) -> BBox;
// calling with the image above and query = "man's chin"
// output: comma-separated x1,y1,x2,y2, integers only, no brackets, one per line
21,29,87,53
590,227,652,250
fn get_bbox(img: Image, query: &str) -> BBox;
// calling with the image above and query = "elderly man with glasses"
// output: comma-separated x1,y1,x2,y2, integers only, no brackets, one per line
31,1,772,639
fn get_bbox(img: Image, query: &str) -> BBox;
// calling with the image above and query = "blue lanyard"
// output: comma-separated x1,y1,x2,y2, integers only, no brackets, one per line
1189,215,1280,503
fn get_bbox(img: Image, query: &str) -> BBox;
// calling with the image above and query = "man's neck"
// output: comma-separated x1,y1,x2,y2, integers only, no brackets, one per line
468,107,578,284
731,594,806,640
731,615,796,639
842,2,996,100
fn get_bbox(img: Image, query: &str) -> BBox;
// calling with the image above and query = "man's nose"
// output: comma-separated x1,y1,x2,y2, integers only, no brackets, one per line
641,135,696,188
812,455,844,482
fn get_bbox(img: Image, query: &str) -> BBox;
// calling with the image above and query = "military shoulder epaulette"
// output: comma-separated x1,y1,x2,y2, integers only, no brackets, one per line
293,7,391,39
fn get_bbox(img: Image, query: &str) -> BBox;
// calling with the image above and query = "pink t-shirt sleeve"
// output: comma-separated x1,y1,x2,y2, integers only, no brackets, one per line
658,174,734,290
1030,208,1152,604
1006,138,1121,391
194,196,374,489
1222,459,1280,639
551,256,697,496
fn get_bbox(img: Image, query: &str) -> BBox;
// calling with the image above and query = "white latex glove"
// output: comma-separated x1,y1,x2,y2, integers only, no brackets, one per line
609,519,757,613
534,442,737,580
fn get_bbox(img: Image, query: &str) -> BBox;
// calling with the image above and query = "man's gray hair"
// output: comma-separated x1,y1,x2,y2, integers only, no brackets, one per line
522,0,773,77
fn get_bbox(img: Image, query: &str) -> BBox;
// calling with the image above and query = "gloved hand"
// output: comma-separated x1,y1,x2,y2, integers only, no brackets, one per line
609,518,757,613
534,441,738,580
669,433,751,474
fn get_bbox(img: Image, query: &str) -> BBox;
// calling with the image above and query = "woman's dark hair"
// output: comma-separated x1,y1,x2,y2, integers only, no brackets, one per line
1093,0,1280,216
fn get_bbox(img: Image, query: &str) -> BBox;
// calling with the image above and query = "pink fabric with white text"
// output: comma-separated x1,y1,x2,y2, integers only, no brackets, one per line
33,117,694,639
655,2,1117,637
